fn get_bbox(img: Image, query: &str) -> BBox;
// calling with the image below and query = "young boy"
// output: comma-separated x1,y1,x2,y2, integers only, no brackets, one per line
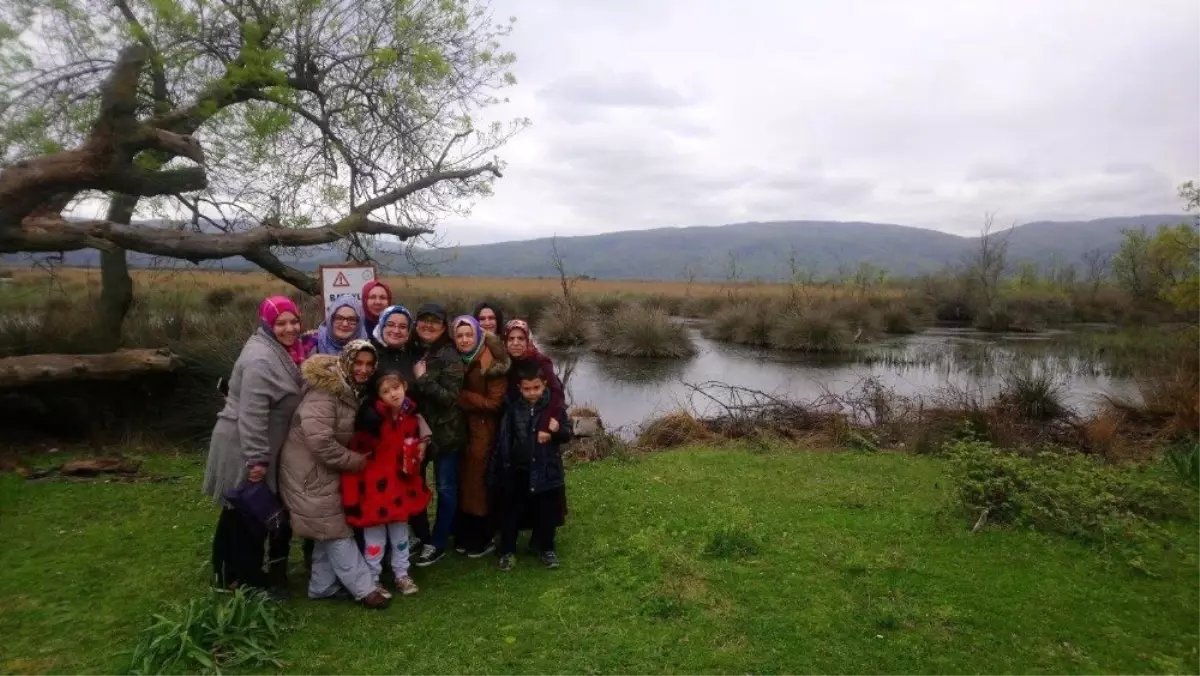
490,361,573,571
343,367,432,597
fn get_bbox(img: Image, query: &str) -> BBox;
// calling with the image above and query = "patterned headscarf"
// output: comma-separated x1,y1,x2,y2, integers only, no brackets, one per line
503,318,538,358
452,315,485,364
315,296,367,355
338,339,377,396
371,304,414,346
258,295,308,365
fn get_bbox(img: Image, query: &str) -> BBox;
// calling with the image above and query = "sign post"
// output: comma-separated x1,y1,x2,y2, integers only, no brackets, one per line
318,263,378,316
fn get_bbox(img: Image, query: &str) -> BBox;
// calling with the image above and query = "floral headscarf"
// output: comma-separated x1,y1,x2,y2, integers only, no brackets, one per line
371,305,414,346
452,315,485,364
338,339,377,396
503,318,538,358
258,295,308,365
315,296,367,355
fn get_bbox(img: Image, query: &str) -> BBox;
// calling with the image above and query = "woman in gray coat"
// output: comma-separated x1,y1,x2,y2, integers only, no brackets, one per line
203,296,310,595
278,340,390,609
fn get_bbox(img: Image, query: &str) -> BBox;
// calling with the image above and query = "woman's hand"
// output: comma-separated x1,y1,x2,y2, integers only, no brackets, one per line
413,359,427,379
548,417,560,433
247,464,267,483
418,441,428,462
537,431,551,444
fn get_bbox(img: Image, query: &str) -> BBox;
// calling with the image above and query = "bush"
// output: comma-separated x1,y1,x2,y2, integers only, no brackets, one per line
537,299,589,346
128,587,288,675
768,308,854,353
881,304,917,334
947,438,1194,555
1164,439,1200,488
706,302,772,346
203,287,237,312
996,368,1069,422
591,305,696,358
637,412,710,448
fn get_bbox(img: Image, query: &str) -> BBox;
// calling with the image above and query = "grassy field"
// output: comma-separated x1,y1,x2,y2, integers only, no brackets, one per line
1,445,1196,675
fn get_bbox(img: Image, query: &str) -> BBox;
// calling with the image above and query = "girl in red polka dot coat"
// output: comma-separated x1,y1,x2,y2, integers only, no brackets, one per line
342,367,432,597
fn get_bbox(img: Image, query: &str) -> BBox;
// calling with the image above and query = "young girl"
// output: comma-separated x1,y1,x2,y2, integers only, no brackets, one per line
342,365,432,597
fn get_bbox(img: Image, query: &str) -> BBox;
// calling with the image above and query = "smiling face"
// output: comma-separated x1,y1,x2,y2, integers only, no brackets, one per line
506,329,528,359
272,311,301,346
477,307,498,333
454,323,477,355
351,350,376,384
382,313,410,347
365,286,390,317
416,315,445,344
331,306,360,341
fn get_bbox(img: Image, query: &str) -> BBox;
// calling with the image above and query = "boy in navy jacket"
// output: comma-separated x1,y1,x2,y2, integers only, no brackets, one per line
489,361,573,570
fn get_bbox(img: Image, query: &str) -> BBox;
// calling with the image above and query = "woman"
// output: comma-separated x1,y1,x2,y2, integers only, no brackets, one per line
371,304,416,381
409,302,467,567
277,340,390,609
362,280,393,337
473,300,505,336
312,296,368,356
203,296,308,596
452,315,510,557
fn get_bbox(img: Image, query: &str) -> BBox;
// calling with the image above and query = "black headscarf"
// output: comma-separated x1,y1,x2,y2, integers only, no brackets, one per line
472,300,505,335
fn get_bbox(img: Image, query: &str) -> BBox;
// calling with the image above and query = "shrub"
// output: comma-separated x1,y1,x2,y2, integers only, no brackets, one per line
768,308,854,353
203,287,237,312
947,438,1194,555
706,302,772,346
637,412,710,448
537,299,589,346
881,304,917,334
591,305,696,358
1164,439,1200,488
996,368,1069,422
128,587,288,675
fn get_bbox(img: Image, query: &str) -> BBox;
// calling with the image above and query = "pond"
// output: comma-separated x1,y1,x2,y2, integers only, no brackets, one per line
544,324,1141,433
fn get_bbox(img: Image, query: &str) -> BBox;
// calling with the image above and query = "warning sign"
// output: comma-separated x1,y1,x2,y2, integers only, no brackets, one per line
319,264,377,315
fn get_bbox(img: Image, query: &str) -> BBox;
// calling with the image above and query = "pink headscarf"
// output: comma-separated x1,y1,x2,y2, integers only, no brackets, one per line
503,318,539,358
258,296,308,365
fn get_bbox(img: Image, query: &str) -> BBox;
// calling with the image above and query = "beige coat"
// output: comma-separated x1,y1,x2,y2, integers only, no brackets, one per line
277,355,367,541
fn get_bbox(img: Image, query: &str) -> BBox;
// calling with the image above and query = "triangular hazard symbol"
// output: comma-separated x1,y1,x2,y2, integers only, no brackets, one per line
332,271,350,287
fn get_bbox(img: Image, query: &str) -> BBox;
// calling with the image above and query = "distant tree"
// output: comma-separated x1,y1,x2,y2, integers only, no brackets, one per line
1112,227,1159,303
964,213,1011,312
1081,248,1110,300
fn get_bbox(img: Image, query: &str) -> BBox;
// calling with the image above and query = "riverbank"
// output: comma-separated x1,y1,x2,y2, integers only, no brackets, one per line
1,445,1195,674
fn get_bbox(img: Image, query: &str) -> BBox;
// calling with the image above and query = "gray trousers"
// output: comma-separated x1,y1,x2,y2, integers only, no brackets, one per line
308,537,376,600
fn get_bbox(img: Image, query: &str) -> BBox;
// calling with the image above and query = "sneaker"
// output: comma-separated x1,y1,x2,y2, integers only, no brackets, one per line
467,541,496,559
454,545,468,555
395,575,419,596
540,550,560,569
376,584,393,600
360,590,390,610
498,553,515,572
413,545,444,567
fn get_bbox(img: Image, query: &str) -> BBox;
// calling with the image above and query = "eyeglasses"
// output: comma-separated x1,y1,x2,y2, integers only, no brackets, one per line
333,315,359,325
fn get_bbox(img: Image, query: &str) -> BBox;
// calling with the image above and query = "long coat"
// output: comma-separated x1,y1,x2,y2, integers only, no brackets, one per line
456,332,511,516
203,328,303,503
412,340,467,457
277,355,368,541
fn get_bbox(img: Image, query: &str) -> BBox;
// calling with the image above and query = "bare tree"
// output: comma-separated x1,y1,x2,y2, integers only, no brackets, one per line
550,235,577,316
964,212,1012,312
681,261,697,297
1081,248,1110,300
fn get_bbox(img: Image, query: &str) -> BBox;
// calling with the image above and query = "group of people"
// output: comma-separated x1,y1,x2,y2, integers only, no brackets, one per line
201,281,571,609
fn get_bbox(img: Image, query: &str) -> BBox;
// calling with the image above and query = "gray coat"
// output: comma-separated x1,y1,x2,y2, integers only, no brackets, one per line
202,328,304,503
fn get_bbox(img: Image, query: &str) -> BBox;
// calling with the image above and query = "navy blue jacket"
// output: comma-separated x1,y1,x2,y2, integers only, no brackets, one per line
489,392,573,494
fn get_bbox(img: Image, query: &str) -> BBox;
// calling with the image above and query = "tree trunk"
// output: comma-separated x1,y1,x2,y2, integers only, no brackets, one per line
0,348,179,388
96,195,139,351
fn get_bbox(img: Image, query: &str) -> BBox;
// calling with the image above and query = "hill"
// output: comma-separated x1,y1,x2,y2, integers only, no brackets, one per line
2,214,1188,281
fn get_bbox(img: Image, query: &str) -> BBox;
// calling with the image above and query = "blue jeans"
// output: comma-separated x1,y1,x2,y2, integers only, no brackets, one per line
431,452,459,551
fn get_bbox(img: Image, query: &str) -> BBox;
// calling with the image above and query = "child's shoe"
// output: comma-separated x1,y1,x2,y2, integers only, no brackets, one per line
361,590,390,610
395,575,419,596
467,541,496,559
376,582,393,599
540,550,560,569
498,553,515,572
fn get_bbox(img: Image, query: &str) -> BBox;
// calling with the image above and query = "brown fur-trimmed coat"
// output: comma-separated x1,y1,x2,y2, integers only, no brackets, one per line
456,332,511,516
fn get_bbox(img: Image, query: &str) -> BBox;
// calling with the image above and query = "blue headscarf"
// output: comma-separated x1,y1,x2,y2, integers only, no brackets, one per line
371,304,414,347
314,296,367,355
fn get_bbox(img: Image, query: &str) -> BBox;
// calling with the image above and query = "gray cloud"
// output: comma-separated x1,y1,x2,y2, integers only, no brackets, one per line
439,0,1200,245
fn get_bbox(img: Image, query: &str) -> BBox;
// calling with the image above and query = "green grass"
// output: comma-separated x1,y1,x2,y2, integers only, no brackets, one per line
1,447,1197,674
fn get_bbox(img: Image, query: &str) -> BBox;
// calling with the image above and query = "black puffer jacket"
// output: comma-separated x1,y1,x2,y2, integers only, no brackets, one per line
489,390,573,493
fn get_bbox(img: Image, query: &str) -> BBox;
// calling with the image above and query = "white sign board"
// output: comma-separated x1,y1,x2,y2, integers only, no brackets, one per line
319,264,377,315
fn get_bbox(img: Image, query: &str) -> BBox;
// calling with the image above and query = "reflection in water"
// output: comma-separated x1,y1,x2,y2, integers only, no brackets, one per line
545,326,1140,433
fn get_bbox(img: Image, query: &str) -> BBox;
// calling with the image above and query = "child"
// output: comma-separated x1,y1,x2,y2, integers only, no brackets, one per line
489,361,573,571
343,366,432,597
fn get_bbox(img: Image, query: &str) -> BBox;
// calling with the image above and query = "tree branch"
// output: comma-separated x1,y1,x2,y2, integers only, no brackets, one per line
352,162,502,215
241,247,320,294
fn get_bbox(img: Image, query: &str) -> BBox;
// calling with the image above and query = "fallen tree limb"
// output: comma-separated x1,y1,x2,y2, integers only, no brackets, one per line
0,348,180,388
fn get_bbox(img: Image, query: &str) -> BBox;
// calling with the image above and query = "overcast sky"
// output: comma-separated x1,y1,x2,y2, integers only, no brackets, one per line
437,0,1199,245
